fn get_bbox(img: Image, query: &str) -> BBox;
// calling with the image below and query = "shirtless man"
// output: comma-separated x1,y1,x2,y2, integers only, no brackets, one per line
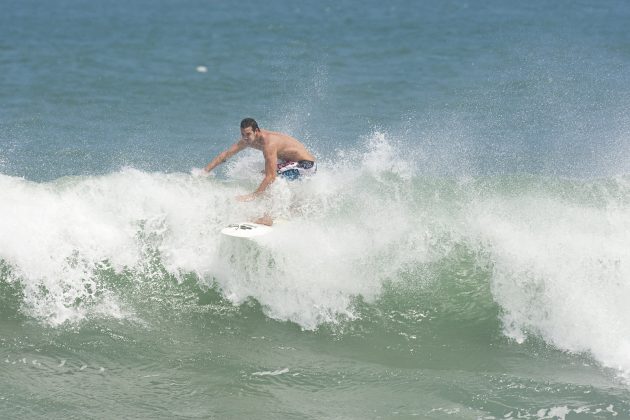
203,118,317,202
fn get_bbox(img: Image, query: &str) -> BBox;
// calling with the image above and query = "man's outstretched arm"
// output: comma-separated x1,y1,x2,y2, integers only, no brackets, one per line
203,140,246,173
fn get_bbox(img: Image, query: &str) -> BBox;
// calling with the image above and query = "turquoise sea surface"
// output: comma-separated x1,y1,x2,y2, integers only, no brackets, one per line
2,0,630,418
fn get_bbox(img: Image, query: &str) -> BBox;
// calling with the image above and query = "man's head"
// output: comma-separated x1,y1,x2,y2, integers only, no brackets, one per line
240,118,260,142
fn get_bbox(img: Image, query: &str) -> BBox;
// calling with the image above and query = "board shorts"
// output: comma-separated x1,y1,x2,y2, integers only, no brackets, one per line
276,160,317,180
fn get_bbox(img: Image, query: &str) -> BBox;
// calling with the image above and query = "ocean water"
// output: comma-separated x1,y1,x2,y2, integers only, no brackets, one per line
2,0,630,418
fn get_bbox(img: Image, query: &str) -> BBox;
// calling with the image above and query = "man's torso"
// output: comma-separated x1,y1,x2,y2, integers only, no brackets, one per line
251,130,315,162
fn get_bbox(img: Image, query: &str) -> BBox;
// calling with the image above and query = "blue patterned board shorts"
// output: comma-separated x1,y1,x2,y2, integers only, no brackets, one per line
276,160,317,180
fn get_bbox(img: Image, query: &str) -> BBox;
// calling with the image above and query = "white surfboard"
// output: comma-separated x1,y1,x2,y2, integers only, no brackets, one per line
221,222,272,238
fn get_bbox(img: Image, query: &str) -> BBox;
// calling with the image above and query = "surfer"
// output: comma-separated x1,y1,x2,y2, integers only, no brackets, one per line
203,118,317,202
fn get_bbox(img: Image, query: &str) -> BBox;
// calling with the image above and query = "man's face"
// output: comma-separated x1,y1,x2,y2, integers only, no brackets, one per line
240,127,257,143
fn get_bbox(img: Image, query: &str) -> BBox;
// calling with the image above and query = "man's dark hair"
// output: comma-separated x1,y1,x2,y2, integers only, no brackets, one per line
240,118,259,131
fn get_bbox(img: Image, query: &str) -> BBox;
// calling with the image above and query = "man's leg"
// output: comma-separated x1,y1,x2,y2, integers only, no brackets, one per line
255,214,273,226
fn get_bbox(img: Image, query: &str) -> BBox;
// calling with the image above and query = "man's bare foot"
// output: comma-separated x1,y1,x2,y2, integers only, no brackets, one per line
255,215,273,226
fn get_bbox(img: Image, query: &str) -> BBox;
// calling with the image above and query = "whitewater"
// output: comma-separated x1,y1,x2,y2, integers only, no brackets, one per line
2,134,629,387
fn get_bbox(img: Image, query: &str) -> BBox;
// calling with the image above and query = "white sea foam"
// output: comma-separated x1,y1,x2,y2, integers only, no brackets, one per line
252,368,290,376
0,136,430,329
0,168,243,324
469,190,630,380
1,133,629,382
